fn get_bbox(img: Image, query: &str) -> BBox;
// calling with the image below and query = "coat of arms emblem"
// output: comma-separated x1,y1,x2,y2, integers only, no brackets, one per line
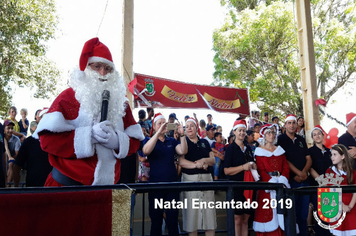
144,78,155,96
313,173,346,229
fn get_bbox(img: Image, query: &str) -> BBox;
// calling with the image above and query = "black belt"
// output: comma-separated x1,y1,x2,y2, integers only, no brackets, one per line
267,171,281,177
51,167,83,186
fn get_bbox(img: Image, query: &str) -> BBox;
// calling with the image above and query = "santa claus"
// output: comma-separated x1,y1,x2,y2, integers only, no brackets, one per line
34,38,144,186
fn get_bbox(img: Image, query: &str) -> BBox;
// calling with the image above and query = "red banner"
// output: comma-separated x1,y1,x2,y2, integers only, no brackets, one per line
130,73,250,115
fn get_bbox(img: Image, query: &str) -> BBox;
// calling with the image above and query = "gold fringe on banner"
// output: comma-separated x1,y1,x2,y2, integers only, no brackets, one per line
112,189,132,236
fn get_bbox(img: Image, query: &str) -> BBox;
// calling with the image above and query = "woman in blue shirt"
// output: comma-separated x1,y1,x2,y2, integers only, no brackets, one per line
143,113,187,236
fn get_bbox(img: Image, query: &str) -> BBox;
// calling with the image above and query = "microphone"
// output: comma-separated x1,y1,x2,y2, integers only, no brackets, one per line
100,90,110,122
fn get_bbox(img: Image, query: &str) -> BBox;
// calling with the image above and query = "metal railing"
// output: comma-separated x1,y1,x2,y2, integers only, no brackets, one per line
2,180,355,235
0,181,294,236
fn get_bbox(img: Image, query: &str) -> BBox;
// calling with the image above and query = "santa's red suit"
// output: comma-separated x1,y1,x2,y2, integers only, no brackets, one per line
253,146,290,236
35,87,143,186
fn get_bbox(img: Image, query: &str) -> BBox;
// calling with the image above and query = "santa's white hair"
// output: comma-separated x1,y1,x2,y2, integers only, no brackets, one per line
69,66,128,130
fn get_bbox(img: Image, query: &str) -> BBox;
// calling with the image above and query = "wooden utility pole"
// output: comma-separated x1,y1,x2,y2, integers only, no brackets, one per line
296,0,319,145
121,0,134,109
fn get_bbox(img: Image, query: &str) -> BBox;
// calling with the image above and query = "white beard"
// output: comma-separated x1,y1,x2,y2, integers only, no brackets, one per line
69,66,128,130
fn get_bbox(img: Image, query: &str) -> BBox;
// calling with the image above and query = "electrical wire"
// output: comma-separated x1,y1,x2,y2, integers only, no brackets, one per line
96,0,110,36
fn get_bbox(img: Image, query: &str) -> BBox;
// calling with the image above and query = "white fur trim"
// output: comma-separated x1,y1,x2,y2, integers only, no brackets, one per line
33,111,76,139
71,106,95,158
255,146,285,157
278,175,290,188
260,124,278,136
74,126,94,158
87,56,115,69
233,124,246,130
332,166,346,175
112,130,130,159
125,123,145,141
253,208,279,232
266,176,278,193
311,127,323,134
285,116,297,122
39,108,49,117
253,188,279,232
153,115,165,124
254,174,297,233
330,229,356,236
92,144,116,185
347,115,356,127
278,214,285,231
186,118,197,126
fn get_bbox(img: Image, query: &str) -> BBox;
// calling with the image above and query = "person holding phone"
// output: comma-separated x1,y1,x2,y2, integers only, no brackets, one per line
143,113,187,236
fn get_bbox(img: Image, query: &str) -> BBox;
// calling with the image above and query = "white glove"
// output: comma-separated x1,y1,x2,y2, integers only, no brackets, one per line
92,121,119,150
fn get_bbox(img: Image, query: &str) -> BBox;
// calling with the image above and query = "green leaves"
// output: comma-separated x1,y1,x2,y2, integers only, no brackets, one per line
213,0,356,117
0,0,59,117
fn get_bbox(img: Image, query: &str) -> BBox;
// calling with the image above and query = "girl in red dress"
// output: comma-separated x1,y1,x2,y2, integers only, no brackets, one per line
253,124,290,236
328,144,356,236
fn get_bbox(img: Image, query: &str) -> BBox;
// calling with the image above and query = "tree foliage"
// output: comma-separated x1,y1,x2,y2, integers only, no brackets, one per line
213,0,356,116
0,0,60,117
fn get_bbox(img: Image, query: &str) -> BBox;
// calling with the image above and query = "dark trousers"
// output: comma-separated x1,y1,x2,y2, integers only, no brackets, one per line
148,191,179,236
290,179,310,236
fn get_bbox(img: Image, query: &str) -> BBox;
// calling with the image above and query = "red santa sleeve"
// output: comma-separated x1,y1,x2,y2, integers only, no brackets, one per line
40,131,76,158
111,104,144,159
36,88,95,159
255,155,272,182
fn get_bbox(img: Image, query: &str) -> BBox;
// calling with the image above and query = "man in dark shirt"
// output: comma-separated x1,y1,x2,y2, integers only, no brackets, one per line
13,135,52,187
277,114,311,236
338,112,356,162
14,109,52,187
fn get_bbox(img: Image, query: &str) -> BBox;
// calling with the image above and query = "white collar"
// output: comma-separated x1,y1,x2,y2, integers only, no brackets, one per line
332,166,347,176
255,146,285,157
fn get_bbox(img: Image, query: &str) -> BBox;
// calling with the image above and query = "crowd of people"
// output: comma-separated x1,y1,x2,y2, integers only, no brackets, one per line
0,106,52,188
1,37,356,236
137,108,356,236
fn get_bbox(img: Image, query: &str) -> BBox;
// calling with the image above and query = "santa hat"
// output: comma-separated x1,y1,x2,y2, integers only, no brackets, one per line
186,117,198,127
149,113,165,136
285,114,297,123
311,125,325,135
232,120,247,130
260,124,278,137
346,113,356,127
79,37,114,71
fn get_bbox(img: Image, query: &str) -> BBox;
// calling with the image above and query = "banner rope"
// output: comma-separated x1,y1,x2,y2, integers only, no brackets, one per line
318,107,346,128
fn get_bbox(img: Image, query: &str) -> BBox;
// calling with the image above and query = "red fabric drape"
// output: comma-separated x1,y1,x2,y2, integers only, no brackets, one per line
0,190,113,236
243,170,254,201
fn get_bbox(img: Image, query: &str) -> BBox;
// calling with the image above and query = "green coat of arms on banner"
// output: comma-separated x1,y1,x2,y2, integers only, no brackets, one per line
144,78,155,96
